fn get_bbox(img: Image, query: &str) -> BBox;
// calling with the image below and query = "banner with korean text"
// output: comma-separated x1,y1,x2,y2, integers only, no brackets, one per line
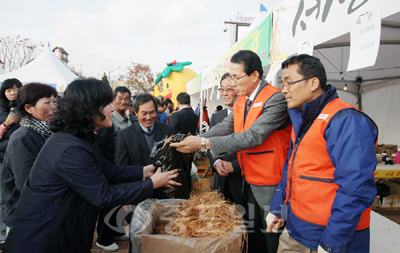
270,0,400,62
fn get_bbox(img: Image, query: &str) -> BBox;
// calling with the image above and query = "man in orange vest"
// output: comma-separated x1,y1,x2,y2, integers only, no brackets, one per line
267,54,378,253
172,50,292,253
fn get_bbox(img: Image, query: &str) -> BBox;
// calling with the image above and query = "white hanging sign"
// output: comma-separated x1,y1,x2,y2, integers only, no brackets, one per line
298,36,314,56
347,1,381,71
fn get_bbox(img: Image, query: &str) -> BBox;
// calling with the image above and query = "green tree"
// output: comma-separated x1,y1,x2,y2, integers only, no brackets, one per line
101,72,109,85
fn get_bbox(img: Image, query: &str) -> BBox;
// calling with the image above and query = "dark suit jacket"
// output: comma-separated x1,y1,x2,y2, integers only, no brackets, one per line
168,107,198,135
207,108,248,204
115,121,175,166
95,125,116,164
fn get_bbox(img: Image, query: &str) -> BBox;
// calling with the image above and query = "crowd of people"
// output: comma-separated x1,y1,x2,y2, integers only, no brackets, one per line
0,50,378,253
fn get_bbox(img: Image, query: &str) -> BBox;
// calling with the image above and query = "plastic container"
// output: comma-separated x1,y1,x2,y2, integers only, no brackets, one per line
394,147,400,164
10,107,17,115
382,152,387,162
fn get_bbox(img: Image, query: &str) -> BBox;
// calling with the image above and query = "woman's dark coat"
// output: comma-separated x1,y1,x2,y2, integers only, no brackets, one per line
3,131,154,253
1,126,46,226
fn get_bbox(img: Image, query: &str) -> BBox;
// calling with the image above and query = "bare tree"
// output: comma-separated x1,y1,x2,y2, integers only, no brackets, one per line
123,62,155,93
155,71,163,92
0,35,44,71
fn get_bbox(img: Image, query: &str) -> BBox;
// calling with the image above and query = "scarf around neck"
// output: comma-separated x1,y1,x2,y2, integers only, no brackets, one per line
20,116,52,141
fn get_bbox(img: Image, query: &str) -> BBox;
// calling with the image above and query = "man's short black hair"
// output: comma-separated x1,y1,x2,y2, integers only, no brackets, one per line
113,86,131,99
165,98,172,105
156,95,164,102
159,101,168,107
220,72,230,84
281,54,328,91
231,50,263,78
176,92,190,105
133,93,158,113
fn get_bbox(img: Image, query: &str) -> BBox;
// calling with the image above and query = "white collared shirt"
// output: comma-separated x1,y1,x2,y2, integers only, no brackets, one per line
246,80,262,102
139,122,154,133
112,110,132,131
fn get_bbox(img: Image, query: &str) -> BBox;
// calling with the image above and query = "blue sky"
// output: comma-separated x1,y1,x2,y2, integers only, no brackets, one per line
0,0,281,79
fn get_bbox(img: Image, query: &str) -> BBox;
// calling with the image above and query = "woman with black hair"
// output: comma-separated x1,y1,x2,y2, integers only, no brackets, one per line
3,79,180,253
0,78,22,161
0,78,22,247
1,82,57,233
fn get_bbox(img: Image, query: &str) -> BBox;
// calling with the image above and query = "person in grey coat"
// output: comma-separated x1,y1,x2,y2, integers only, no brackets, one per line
172,50,291,253
1,83,57,229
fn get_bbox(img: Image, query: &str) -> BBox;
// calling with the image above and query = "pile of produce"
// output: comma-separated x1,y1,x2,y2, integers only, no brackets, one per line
155,191,245,240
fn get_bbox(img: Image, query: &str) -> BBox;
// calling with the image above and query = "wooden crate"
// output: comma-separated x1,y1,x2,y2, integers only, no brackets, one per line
191,178,211,196
194,158,213,176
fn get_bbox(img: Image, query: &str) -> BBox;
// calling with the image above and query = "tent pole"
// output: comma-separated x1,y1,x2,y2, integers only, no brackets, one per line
357,83,362,111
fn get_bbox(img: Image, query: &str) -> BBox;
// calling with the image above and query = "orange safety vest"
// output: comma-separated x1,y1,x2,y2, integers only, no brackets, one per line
285,98,371,230
233,84,291,186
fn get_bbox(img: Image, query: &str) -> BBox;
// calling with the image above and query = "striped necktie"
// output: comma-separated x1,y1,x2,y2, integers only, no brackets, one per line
244,98,252,118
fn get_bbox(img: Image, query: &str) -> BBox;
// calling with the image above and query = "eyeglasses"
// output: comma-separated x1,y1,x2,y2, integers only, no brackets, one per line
280,78,311,90
218,87,235,94
229,74,247,82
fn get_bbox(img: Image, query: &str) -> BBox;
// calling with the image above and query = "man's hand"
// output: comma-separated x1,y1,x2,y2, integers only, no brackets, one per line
170,136,201,153
266,213,284,233
221,161,234,174
317,246,329,253
143,164,156,178
215,160,228,177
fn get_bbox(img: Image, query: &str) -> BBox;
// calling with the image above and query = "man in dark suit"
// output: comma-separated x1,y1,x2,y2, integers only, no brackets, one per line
168,92,198,136
101,94,174,252
172,50,292,253
207,73,248,208
116,93,175,167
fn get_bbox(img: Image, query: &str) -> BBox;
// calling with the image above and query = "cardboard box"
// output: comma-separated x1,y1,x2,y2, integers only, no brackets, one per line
372,195,381,207
376,144,398,159
130,199,245,253
377,179,400,208
381,195,400,208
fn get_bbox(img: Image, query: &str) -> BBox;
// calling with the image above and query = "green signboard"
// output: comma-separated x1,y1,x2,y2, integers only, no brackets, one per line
202,15,272,89
186,73,202,94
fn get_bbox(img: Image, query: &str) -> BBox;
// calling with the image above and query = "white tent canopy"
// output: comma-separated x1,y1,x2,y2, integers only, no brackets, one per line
0,46,78,92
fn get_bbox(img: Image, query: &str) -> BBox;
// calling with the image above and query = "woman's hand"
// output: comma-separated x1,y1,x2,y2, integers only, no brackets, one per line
143,164,156,178
3,113,20,127
150,168,182,189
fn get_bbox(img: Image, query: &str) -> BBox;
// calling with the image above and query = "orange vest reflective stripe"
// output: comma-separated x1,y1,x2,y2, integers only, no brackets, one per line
285,98,371,230
233,84,291,186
